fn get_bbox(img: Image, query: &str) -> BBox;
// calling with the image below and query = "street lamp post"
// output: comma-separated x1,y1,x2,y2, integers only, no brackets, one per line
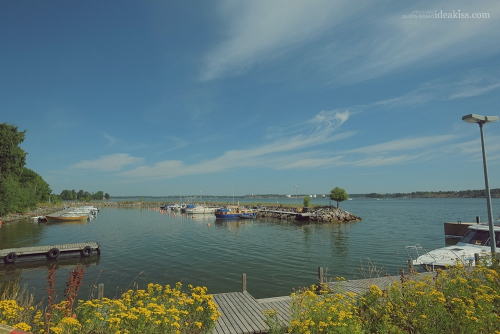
462,113,499,254
294,185,298,208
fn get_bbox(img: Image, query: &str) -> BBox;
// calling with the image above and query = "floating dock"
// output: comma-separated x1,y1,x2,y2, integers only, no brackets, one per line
1,242,100,264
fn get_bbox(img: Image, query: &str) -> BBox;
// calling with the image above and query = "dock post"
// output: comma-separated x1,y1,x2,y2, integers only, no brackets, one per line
474,253,480,265
318,267,324,284
98,283,104,304
242,273,246,292
476,216,480,224
408,260,414,274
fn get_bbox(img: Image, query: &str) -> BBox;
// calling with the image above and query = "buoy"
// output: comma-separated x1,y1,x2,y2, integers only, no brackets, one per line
192,215,195,219
207,223,210,226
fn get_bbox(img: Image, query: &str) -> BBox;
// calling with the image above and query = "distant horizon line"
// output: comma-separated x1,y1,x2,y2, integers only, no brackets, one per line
107,188,500,199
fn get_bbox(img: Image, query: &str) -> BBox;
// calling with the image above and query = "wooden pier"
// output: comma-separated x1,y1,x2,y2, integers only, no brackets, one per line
1,242,100,264
211,269,435,334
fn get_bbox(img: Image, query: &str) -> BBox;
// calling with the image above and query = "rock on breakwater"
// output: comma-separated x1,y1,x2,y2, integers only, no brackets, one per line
256,206,361,223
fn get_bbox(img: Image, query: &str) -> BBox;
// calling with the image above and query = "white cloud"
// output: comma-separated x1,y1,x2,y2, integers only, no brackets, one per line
200,0,357,81
119,110,353,178
201,0,500,84
70,154,144,172
346,135,457,154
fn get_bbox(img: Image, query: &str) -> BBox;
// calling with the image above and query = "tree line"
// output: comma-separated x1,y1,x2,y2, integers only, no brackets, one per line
59,189,110,201
360,189,500,199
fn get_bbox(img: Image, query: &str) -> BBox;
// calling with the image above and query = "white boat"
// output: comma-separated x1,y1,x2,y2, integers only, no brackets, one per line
66,206,99,219
185,205,217,214
406,224,500,270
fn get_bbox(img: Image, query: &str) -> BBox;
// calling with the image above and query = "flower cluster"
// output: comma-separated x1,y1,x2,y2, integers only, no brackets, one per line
264,261,500,333
1,282,220,334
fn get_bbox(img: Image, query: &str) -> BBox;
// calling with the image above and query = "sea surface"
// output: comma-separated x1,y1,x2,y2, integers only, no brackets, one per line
1,197,499,301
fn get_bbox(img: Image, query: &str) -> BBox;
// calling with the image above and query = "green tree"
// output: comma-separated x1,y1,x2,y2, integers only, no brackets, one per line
330,187,349,209
303,195,311,207
0,124,51,215
0,123,27,177
104,193,110,200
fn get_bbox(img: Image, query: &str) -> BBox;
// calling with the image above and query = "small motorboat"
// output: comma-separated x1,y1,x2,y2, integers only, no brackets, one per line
215,206,256,219
406,224,500,270
238,212,257,219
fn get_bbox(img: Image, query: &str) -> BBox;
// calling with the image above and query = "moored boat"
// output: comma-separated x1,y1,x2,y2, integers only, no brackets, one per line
238,212,257,219
406,224,500,270
45,212,88,222
215,206,256,219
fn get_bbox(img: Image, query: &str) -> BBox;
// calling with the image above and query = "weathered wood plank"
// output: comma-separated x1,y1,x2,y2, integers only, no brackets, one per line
219,294,255,334
213,294,248,334
213,295,236,334
225,293,266,333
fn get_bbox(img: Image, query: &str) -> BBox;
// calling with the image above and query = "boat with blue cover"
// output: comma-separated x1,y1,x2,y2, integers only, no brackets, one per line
215,206,257,219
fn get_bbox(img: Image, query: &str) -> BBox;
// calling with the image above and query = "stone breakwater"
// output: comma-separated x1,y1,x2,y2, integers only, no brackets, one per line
256,206,361,223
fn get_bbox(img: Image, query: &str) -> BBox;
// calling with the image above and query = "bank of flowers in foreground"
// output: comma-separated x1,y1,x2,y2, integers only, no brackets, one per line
0,281,220,334
265,262,500,333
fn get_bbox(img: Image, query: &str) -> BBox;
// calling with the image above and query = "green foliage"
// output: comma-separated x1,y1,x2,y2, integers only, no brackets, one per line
265,263,500,334
329,187,349,208
59,189,106,201
303,195,311,207
0,123,51,216
0,123,27,177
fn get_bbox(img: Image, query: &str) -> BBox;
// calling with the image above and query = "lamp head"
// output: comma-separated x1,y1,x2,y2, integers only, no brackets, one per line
462,114,499,124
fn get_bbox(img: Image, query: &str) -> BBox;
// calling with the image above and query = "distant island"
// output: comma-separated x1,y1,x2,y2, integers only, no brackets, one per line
110,188,500,200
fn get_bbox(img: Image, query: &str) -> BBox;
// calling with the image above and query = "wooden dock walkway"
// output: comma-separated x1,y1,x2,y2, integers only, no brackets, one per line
212,270,434,334
1,242,100,264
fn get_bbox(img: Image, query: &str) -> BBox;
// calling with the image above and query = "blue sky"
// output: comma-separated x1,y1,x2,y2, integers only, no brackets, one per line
1,0,499,197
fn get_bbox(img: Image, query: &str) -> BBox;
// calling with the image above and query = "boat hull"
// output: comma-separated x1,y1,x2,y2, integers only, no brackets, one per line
45,215,88,222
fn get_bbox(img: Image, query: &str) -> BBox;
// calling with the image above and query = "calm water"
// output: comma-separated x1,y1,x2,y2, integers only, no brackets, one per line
1,198,499,301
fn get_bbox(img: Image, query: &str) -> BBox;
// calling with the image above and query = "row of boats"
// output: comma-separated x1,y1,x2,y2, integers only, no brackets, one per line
160,203,258,219
32,206,100,223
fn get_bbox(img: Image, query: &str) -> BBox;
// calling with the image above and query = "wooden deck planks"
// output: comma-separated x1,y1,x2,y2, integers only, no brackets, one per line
212,273,439,334
258,296,291,325
213,293,252,334
225,293,267,333
212,292,268,334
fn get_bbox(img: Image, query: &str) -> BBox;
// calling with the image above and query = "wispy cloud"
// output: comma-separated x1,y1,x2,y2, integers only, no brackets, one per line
200,0,358,81
103,133,117,147
71,154,144,172
373,69,500,108
201,0,500,84
346,135,457,154
119,110,353,178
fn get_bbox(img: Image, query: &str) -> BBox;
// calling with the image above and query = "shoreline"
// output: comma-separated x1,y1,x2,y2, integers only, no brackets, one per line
0,201,361,224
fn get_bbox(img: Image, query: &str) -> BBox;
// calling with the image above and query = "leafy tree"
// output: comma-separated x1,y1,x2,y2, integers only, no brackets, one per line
93,191,104,200
330,187,349,209
77,189,85,200
0,123,27,177
303,195,311,207
104,193,110,200
0,124,50,215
